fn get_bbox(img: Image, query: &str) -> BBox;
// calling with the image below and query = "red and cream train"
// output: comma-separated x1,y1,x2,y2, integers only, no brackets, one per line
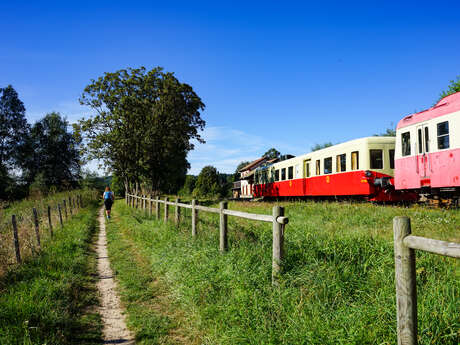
238,92,460,203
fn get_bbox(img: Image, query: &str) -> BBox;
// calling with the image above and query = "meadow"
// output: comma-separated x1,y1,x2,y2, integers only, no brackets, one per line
0,189,98,275
107,199,459,345
0,200,102,345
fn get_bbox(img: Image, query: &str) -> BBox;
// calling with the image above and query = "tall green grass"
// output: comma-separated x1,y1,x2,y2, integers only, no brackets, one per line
109,200,458,344
0,201,102,345
0,189,98,275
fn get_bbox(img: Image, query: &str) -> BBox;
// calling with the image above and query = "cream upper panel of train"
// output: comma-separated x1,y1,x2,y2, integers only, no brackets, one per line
259,136,397,183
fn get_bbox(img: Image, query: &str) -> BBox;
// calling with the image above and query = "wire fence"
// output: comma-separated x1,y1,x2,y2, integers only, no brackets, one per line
0,190,99,276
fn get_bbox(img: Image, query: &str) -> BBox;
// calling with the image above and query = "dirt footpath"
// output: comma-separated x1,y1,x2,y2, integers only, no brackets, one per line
96,207,135,344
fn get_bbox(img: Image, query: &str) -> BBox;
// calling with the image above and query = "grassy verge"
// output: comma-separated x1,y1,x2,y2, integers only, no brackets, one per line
0,201,102,345
109,200,459,345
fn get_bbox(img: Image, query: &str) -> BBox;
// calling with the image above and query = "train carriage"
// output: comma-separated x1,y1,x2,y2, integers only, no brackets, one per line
253,137,417,202
394,92,460,202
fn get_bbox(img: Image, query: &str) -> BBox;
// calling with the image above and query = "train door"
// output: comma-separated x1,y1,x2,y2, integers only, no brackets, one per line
416,124,430,185
303,159,311,195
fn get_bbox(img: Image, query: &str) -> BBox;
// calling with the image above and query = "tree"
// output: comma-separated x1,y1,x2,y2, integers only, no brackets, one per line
178,175,197,196
21,112,81,191
439,76,460,101
263,148,280,160
311,142,333,152
76,67,205,194
0,85,29,199
193,166,221,198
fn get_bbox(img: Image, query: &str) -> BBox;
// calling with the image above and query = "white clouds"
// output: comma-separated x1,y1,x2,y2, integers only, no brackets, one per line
187,126,308,175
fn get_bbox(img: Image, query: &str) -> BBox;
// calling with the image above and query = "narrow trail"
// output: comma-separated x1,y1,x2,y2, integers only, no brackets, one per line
96,207,135,344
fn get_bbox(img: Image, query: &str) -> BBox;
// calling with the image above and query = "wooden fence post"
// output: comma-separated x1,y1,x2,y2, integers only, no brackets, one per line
58,204,63,228
47,205,53,237
76,196,80,209
175,198,181,225
394,216,417,345
63,200,68,219
143,195,147,212
219,201,228,252
191,199,197,236
32,208,41,250
149,194,153,217
272,206,284,286
68,196,73,216
11,215,21,264
155,197,160,219
164,197,169,222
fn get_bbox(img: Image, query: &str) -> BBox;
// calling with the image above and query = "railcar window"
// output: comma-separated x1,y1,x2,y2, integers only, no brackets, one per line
389,149,395,169
437,121,449,149
281,168,286,180
316,160,320,175
288,166,293,179
424,127,429,152
370,149,383,169
418,129,423,154
324,157,332,174
254,171,258,184
401,132,411,156
275,169,280,181
351,151,359,170
336,154,346,172
306,162,310,177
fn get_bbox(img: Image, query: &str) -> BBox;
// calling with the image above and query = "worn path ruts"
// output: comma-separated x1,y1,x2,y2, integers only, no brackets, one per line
96,207,135,344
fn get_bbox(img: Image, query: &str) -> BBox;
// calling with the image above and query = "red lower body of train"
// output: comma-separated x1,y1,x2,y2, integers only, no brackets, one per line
253,170,418,202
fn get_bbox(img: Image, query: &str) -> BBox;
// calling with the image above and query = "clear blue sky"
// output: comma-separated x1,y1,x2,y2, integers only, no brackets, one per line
1,1,459,174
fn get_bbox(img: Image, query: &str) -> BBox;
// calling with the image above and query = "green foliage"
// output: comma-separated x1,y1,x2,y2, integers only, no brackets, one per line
110,173,125,197
178,175,197,196
76,66,205,194
0,202,102,344
193,166,221,198
113,201,459,345
20,112,81,191
263,148,280,159
439,76,460,101
311,142,333,152
0,85,29,199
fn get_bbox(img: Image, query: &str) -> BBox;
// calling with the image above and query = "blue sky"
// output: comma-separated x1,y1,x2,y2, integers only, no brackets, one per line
1,1,459,175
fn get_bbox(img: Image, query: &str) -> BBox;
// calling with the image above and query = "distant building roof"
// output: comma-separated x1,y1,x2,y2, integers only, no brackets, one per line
239,157,267,172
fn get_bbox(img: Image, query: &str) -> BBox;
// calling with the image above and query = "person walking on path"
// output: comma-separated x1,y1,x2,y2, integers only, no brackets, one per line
103,186,115,219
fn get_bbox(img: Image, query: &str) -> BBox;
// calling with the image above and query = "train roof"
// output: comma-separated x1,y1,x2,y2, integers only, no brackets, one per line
397,91,460,130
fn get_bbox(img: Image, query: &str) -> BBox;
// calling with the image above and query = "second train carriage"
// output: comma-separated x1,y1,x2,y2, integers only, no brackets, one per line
252,137,417,202
395,92,460,202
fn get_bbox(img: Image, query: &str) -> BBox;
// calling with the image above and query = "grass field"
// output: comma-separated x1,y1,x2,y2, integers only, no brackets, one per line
0,189,98,275
108,199,459,345
0,200,102,345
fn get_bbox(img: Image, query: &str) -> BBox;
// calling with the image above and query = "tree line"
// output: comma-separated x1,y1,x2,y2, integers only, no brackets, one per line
2,72,458,201
0,86,81,200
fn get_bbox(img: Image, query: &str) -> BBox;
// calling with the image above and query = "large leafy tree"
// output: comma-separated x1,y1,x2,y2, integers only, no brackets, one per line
0,85,29,199
21,112,81,190
439,76,460,101
76,67,205,194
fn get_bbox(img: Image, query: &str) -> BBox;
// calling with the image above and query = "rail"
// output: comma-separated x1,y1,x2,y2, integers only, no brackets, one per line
393,217,460,345
126,193,289,285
